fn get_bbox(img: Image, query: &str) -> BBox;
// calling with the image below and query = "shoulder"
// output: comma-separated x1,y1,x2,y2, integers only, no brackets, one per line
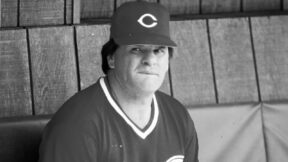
39,83,102,161
64,80,103,109
59,79,106,113
155,91,180,105
46,80,106,132
155,91,196,129
155,91,188,115
155,91,198,145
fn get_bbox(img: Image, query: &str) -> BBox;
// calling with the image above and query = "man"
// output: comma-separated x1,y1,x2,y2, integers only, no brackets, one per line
39,1,199,162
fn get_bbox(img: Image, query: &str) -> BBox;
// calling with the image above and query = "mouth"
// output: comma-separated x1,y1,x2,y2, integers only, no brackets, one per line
138,71,159,76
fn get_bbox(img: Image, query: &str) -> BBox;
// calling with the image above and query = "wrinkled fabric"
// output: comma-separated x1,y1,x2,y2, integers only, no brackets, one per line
262,102,288,162
188,103,267,162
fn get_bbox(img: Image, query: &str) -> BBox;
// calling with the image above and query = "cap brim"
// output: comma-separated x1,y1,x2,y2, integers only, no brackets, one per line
113,33,177,47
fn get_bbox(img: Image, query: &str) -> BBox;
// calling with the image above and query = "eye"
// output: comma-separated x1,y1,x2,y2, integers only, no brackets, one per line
130,47,143,54
154,47,167,55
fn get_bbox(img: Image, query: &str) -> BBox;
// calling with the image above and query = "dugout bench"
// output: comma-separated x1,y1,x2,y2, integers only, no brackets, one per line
0,115,51,162
0,102,288,162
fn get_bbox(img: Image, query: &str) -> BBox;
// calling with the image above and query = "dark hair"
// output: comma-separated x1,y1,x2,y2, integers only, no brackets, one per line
101,39,119,74
101,39,174,74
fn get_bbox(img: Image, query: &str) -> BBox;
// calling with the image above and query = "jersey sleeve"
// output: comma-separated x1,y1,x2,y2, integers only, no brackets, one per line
38,119,99,162
38,83,102,162
184,114,199,162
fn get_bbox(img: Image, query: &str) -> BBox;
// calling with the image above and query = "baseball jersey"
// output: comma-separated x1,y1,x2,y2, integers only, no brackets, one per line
39,77,199,162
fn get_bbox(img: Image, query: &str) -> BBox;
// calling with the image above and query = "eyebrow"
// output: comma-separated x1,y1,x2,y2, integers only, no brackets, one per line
128,45,167,49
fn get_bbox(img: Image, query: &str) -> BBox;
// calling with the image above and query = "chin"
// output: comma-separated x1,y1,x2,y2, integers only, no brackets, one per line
132,74,165,91
136,81,162,93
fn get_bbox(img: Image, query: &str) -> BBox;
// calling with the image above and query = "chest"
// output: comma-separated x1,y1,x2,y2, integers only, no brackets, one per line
98,114,185,162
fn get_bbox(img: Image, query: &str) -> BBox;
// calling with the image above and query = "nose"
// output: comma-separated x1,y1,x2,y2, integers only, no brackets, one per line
142,50,157,66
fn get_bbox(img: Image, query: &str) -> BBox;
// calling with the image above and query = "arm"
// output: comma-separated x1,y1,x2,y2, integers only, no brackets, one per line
184,115,199,162
38,114,99,162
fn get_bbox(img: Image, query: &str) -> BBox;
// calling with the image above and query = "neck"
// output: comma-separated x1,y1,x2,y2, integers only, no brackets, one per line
107,72,154,109
106,73,154,129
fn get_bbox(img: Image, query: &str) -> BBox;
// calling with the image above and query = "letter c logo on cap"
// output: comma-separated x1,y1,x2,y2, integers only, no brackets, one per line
137,13,158,28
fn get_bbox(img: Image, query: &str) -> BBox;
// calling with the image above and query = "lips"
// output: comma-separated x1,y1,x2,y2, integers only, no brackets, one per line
138,71,159,76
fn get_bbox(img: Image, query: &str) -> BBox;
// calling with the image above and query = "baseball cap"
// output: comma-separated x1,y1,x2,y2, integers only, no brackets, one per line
110,1,177,47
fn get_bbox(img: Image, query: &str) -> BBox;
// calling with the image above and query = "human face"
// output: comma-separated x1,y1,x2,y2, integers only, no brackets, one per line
110,44,169,95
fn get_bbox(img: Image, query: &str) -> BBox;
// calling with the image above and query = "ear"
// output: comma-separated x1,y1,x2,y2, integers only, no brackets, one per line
107,55,115,69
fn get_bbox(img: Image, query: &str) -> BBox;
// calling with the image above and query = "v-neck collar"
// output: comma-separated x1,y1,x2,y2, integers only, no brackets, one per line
99,77,159,139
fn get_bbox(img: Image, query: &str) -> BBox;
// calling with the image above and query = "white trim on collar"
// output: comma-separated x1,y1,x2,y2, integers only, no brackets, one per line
99,77,159,139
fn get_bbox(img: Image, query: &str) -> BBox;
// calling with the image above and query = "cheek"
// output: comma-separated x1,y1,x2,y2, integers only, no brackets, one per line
114,54,129,69
115,57,137,76
159,57,169,72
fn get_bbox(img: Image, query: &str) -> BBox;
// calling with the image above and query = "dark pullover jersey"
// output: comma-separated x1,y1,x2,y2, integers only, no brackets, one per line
39,77,199,162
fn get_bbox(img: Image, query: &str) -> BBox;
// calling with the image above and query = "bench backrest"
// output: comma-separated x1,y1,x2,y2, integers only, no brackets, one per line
1,102,288,162
0,115,51,162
